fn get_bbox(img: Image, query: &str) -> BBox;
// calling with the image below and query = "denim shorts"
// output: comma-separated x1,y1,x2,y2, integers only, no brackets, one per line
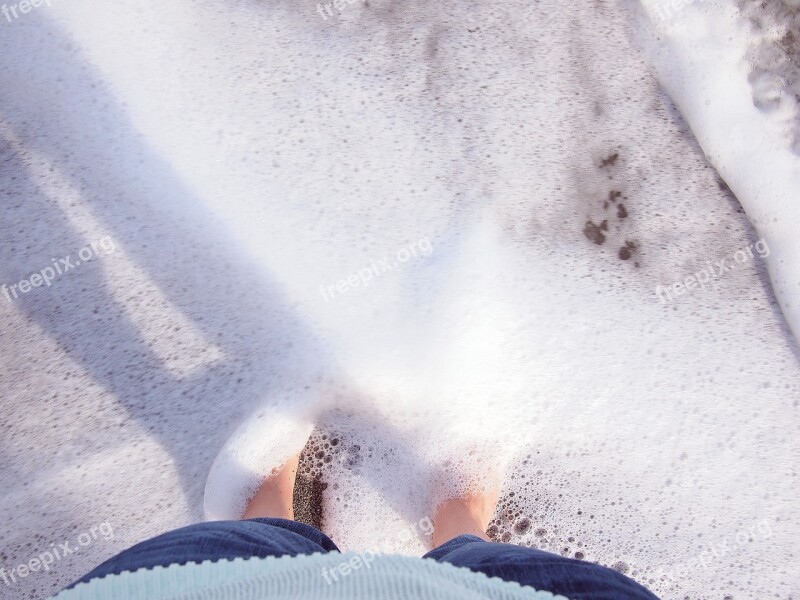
68,518,659,600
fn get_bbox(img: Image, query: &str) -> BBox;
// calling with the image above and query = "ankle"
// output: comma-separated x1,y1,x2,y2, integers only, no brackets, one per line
432,497,492,547
242,481,294,520
242,457,300,520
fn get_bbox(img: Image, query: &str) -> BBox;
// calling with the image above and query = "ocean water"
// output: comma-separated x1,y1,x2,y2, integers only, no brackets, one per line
0,1,798,598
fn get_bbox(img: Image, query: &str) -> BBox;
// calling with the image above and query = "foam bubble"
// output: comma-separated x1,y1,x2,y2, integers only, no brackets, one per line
0,1,798,599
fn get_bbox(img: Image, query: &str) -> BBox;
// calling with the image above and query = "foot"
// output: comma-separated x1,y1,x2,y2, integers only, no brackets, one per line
432,487,501,547
242,451,302,520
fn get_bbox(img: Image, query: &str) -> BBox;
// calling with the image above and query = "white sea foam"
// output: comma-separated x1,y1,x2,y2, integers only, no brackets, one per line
634,0,800,343
0,1,798,599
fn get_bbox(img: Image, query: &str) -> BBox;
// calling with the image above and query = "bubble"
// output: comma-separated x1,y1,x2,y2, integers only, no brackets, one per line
514,518,531,534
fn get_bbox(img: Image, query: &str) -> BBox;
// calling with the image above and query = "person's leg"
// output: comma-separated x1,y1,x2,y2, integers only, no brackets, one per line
69,446,337,589
69,517,338,587
242,450,301,520
428,490,659,600
431,490,500,546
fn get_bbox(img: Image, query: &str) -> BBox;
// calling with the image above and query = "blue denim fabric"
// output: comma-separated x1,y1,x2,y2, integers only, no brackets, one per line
69,519,659,599
68,518,337,588
423,535,659,600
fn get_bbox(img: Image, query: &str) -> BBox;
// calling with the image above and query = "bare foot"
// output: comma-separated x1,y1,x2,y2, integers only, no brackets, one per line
242,452,301,520
432,487,501,547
